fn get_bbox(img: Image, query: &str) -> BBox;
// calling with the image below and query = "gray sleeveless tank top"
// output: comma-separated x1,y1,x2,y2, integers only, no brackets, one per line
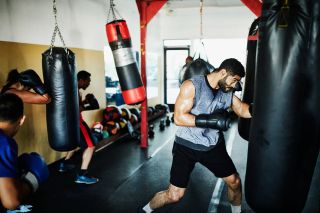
175,75,233,151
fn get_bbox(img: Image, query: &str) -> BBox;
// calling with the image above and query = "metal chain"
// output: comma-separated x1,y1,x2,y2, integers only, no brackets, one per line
199,0,208,61
107,0,123,23
200,0,203,39
50,0,68,55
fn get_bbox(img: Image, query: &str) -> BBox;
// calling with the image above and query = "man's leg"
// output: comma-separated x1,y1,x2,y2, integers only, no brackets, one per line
75,146,98,184
223,173,242,213
75,120,98,184
140,143,195,212
80,146,94,170
141,184,186,213
200,136,242,213
58,148,79,172
64,148,79,160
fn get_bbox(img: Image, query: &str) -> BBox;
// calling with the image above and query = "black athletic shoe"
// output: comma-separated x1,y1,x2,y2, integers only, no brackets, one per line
137,206,146,213
58,162,76,172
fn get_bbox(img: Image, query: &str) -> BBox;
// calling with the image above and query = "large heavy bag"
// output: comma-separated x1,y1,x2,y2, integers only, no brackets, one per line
106,20,146,105
180,58,213,84
245,1,320,212
238,18,260,141
42,47,79,151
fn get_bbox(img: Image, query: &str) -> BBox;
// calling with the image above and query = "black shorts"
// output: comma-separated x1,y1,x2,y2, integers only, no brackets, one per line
78,119,95,149
170,136,237,188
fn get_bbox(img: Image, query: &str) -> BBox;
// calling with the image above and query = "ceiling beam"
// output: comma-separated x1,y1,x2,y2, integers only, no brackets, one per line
240,0,262,17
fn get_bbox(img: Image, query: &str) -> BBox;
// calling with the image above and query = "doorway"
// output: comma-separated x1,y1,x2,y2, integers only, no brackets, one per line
164,47,190,112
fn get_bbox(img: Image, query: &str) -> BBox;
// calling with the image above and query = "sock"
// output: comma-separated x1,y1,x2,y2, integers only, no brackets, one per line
142,203,153,213
79,169,88,176
231,205,241,213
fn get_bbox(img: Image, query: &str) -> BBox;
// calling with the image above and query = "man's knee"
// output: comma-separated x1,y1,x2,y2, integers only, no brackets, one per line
85,146,94,152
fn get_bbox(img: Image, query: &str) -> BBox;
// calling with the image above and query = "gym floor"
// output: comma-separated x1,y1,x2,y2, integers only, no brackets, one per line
27,116,320,213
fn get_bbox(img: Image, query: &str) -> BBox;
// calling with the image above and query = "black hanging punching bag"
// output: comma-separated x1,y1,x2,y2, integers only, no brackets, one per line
106,20,146,105
238,18,259,141
246,1,320,212
42,47,79,151
180,58,213,84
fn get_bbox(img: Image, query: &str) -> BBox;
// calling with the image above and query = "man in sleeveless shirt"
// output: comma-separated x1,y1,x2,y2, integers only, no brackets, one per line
139,58,252,213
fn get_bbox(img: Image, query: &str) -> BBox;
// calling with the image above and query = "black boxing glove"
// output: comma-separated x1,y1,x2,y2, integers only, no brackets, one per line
195,110,231,131
19,69,47,95
84,94,99,110
233,82,242,92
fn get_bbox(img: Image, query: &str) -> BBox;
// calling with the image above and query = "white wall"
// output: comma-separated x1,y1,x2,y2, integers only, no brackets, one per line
0,0,256,105
0,0,140,51
159,5,256,40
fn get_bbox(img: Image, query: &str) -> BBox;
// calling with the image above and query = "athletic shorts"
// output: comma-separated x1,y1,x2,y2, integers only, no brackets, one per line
79,119,95,149
170,136,237,188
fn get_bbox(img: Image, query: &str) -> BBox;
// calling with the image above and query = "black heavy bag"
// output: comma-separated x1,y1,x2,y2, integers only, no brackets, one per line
238,18,260,141
246,1,320,212
42,47,79,151
180,58,213,84
106,20,146,105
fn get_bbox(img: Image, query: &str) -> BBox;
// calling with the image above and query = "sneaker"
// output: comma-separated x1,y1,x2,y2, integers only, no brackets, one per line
75,174,99,184
6,204,33,213
137,206,146,213
58,162,75,172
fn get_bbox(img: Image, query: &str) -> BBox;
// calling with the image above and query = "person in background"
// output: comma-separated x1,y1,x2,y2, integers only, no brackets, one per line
185,56,193,65
58,70,99,184
0,93,49,212
0,69,51,104
178,56,194,86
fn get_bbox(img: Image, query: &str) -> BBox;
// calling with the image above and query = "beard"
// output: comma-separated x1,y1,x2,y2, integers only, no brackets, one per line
218,76,231,93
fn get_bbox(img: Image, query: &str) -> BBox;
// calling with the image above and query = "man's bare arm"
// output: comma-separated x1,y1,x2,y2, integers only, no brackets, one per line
7,89,51,104
174,80,196,126
231,95,252,118
0,178,31,210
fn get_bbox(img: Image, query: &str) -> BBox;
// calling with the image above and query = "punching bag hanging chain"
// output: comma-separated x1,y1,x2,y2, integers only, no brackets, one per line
193,0,209,62
107,0,123,23
50,0,68,55
200,0,203,40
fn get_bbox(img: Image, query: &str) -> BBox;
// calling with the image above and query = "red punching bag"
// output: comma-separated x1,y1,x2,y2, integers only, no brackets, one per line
106,20,146,105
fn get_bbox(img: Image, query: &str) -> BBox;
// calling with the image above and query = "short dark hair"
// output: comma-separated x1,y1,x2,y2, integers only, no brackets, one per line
0,93,24,123
77,70,91,80
217,58,245,78
1,69,21,94
6,69,20,84
186,56,193,61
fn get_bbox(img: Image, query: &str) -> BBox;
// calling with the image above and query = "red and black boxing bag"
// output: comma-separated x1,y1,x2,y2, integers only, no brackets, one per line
42,47,79,151
238,18,259,141
246,1,320,212
106,20,146,105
